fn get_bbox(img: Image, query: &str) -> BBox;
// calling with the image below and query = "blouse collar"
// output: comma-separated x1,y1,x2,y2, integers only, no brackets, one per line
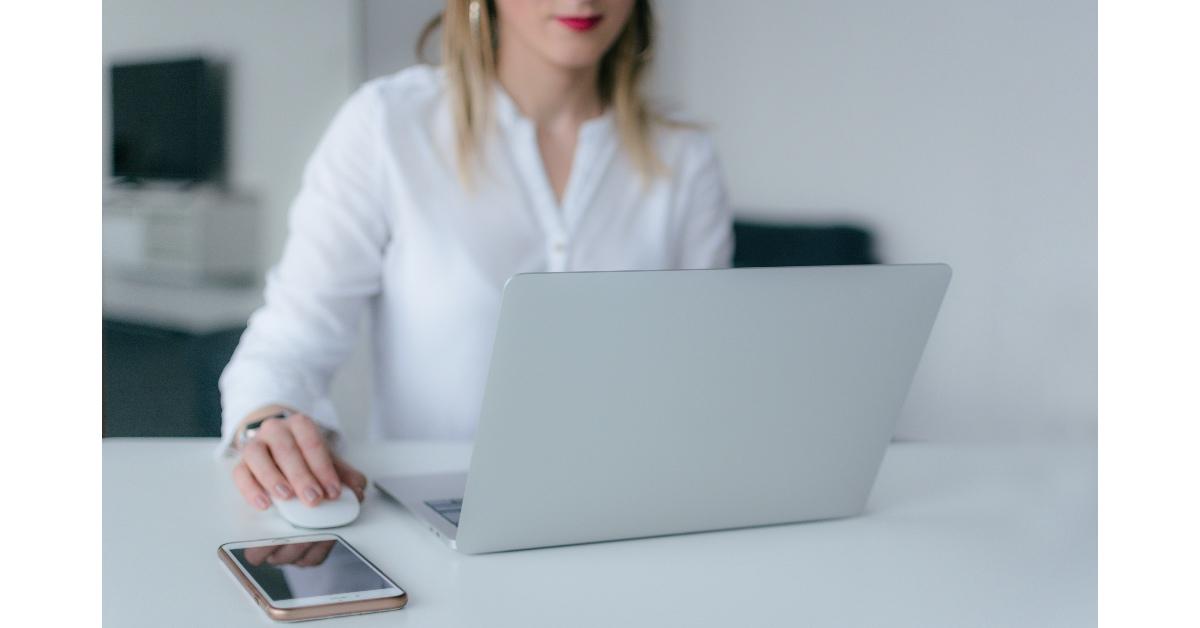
492,82,614,141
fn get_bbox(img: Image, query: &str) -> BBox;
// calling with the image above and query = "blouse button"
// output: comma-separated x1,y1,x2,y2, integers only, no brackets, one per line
553,241,566,253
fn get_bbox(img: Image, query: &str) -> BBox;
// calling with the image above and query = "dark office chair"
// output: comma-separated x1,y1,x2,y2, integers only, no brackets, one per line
732,220,878,268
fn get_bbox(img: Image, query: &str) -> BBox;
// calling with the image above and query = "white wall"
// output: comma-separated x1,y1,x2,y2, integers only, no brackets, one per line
362,0,444,79
103,0,376,438
653,0,1097,440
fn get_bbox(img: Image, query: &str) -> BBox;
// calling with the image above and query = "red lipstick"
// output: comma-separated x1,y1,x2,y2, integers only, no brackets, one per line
557,15,603,32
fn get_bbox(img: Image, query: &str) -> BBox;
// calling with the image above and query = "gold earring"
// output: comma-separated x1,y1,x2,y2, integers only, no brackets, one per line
469,0,481,39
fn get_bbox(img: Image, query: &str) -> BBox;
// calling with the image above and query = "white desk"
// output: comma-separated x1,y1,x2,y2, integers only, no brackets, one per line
103,439,1096,627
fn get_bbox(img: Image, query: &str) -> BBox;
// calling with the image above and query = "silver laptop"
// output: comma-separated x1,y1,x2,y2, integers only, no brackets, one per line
375,264,951,554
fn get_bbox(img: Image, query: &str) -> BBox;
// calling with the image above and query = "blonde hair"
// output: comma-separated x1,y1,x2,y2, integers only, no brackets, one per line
418,0,665,184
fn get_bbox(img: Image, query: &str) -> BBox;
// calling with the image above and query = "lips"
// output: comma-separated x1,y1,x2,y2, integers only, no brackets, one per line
557,15,603,31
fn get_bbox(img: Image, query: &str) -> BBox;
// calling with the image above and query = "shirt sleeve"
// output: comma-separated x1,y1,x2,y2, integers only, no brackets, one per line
216,83,392,458
674,133,734,269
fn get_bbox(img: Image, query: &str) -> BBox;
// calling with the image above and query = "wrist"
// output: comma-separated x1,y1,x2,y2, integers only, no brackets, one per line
234,406,295,451
233,406,338,452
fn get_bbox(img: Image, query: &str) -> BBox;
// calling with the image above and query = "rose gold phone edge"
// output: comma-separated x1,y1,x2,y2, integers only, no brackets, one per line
217,537,408,622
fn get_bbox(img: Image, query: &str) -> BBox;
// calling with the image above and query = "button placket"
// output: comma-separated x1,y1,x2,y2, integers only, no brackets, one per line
510,119,567,271
548,236,568,271
499,90,616,274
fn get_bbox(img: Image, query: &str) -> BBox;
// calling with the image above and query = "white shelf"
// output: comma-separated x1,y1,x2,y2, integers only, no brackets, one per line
103,271,264,333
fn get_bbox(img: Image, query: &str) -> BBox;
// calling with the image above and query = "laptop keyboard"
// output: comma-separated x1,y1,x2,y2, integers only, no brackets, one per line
424,498,463,527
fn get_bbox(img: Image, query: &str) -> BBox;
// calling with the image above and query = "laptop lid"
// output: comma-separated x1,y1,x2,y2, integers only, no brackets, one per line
455,264,951,554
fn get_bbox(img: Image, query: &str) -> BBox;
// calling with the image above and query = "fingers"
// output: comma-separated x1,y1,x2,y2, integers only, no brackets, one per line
242,439,294,501
257,419,325,506
289,414,342,500
267,542,312,566
243,545,276,566
232,461,271,510
233,412,348,510
294,541,335,567
333,456,369,502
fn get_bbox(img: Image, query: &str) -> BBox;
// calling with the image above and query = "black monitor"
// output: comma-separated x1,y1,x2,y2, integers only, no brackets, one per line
110,57,226,182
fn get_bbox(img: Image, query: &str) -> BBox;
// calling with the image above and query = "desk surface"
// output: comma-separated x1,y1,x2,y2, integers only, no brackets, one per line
103,439,1096,627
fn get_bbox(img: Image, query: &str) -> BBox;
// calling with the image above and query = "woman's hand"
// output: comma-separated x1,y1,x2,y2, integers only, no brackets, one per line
242,540,336,568
231,410,367,511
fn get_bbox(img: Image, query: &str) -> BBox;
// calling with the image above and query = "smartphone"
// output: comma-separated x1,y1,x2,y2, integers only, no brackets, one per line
218,534,407,622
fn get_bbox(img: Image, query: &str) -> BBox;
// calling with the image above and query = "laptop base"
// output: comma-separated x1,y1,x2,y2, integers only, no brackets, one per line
374,472,466,548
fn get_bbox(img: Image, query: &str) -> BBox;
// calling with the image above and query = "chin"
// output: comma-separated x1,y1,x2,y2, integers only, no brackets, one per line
546,45,611,70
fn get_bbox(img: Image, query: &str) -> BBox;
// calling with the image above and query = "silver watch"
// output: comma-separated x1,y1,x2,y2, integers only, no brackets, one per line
236,409,337,451
237,409,293,450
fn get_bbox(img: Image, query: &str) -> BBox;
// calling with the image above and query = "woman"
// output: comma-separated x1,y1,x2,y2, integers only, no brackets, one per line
219,0,732,511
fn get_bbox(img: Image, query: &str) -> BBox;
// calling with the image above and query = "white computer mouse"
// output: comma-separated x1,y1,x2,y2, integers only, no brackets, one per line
271,485,361,529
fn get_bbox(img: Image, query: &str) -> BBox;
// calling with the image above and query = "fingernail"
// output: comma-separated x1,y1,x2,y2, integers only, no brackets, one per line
304,487,320,503
254,495,270,510
326,484,341,498
275,484,291,498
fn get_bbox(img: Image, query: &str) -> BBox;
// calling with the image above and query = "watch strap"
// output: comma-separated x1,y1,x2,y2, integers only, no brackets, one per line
236,409,293,450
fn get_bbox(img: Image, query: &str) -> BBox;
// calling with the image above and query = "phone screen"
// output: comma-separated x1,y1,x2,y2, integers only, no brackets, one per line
227,538,394,602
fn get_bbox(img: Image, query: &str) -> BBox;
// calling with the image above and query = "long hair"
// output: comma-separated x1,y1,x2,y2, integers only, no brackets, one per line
417,0,665,185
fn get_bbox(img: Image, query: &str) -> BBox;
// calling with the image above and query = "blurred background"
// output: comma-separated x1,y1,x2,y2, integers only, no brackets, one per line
102,0,1095,443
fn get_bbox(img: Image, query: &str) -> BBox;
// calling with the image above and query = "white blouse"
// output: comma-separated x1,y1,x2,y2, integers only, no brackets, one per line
217,65,733,455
